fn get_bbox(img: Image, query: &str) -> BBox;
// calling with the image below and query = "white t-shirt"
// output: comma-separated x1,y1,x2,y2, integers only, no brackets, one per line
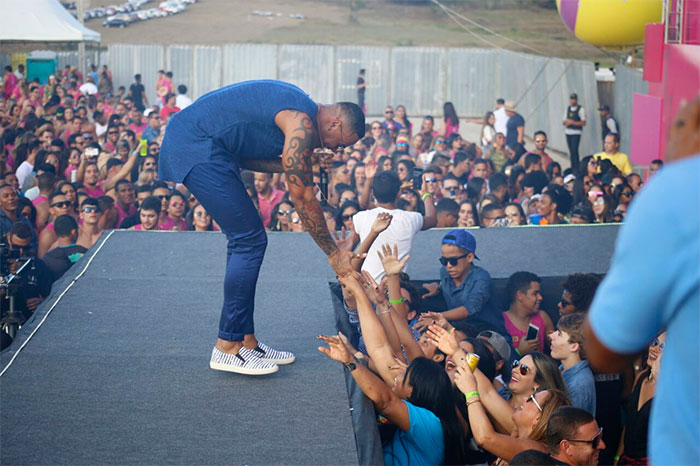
176,94,193,109
79,82,98,95
24,186,40,201
494,107,509,136
15,161,34,190
353,207,423,281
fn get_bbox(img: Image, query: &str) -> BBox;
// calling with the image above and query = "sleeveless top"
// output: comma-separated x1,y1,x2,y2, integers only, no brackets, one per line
159,80,319,182
502,312,547,353
444,119,459,138
623,375,654,459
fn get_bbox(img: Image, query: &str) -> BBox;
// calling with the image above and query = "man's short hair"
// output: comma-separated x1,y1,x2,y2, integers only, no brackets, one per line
489,173,508,193
480,203,504,220
533,130,547,139
136,184,154,196
49,190,66,204
651,159,664,166
37,172,56,192
423,115,434,122
372,170,401,203
496,98,505,105
134,74,141,80
81,197,100,210
606,133,620,144
453,151,469,166
115,179,132,192
337,102,365,139
562,273,601,312
36,163,56,175
54,214,79,237
10,221,33,240
545,406,595,454
177,84,187,94
106,158,124,171
97,196,114,212
524,153,542,170
522,170,549,194
435,198,459,216
506,271,541,305
557,313,586,358
473,158,488,168
510,449,559,466
139,195,161,213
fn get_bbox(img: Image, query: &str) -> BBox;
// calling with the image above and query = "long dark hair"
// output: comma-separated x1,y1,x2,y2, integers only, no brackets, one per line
406,357,468,465
350,162,365,191
443,102,458,126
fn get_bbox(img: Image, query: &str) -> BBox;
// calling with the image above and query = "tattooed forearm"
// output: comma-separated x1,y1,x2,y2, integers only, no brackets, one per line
239,158,284,173
282,114,338,256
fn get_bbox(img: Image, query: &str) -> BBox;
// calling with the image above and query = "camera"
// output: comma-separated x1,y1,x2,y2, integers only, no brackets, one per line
0,241,37,339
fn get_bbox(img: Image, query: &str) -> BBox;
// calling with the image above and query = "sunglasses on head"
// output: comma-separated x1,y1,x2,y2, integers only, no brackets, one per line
526,393,543,412
51,201,71,208
512,359,532,376
651,337,665,350
566,427,604,449
439,253,469,266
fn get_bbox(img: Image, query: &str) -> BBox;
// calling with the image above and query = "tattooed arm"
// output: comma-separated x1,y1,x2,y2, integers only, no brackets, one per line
239,158,284,173
275,110,356,277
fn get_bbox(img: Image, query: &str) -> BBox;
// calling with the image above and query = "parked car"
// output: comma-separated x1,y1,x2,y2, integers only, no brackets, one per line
103,14,130,27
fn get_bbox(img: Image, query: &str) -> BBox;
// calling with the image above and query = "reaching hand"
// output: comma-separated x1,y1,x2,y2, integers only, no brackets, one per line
516,338,540,356
422,282,440,298
365,162,377,180
424,324,460,356
412,311,450,333
377,243,409,277
329,250,363,279
337,272,364,297
371,212,393,235
317,333,355,364
332,227,354,252
454,358,479,395
359,270,387,305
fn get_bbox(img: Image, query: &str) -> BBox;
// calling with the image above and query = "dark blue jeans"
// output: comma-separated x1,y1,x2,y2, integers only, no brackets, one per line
183,147,267,341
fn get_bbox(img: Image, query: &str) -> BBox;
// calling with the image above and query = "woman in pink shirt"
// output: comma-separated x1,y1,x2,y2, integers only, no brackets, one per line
441,101,460,138
158,191,187,231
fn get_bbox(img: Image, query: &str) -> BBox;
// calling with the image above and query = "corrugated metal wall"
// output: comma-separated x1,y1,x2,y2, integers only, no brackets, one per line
614,66,647,156
26,43,626,155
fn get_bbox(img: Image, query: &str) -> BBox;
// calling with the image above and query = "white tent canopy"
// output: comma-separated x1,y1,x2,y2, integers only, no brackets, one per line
0,0,100,42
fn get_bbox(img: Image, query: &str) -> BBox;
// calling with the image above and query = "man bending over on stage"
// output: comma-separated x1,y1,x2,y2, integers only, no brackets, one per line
159,80,365,376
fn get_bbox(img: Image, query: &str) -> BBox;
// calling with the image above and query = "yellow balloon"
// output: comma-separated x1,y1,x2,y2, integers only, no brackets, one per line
557,0,663,48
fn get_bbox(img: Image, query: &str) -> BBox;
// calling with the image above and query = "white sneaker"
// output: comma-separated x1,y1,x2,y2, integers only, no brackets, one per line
209,347,279,375
239,341,296,365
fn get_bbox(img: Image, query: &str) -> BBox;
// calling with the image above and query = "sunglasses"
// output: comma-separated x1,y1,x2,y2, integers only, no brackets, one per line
526,393,543,412
566,427,604,449
512,359,532,376
439,253,469,266
82,206,100,213
194,211,209,217
342,213,357,221
651,337,665,350
560,297,574,307
385,110,394,114
278,209,295,215
157,195,171,201
436,140,446,144
425,177,438,183
170,201,185,208
51,201,71,208
621,191,633,197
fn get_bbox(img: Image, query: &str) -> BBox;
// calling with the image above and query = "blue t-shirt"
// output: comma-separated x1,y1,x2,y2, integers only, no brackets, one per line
384,401,444,466
589,155,700,465
159,80,318,182
505,112,525,148
561,360,596,416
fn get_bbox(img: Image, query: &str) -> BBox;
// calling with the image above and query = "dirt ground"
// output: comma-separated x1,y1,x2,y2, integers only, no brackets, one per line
86,0,614,63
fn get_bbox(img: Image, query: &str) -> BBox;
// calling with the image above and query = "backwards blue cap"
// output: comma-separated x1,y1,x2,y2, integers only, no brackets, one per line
441,229,479,260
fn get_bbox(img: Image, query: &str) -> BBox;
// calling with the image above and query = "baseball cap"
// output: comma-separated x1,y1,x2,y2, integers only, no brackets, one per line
570,92,578,99
563,174,576,185
441,229,479,260
477,330,511,361
598,104,610,112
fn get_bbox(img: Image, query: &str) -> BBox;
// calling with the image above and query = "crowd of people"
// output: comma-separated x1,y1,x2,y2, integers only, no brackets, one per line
0,63,666,464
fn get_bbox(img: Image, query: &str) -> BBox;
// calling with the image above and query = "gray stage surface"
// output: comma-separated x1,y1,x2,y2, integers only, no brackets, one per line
0,224,619,465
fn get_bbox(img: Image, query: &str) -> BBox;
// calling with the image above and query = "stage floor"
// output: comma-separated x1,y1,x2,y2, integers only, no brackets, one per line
1,231,357,465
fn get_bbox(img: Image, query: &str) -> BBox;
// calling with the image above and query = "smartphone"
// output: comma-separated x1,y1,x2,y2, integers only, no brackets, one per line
86,147,99,157
139,138,148,156
412,167,424,191
526,323,540,341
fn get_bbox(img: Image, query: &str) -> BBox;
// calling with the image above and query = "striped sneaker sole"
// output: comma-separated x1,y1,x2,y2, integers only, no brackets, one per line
209,348,279,376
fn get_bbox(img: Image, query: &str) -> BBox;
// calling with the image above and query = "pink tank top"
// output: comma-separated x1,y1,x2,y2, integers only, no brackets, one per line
444,119,459,138
32,195,48,207
502,312,547,353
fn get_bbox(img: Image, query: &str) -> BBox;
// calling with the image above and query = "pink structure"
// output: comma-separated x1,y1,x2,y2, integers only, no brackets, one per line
630,0,700,166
